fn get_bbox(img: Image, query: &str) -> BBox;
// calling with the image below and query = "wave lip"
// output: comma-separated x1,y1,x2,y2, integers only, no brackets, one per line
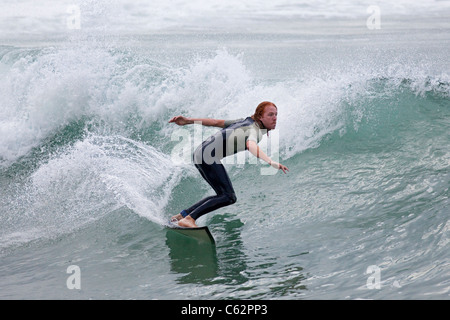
1,45,449,166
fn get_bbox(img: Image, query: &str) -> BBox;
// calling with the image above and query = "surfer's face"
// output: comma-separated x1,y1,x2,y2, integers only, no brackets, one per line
260,105,277,130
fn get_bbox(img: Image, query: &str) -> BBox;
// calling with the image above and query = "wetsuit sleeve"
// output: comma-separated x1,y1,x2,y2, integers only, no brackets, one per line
247,127,259,143
224,119,243,128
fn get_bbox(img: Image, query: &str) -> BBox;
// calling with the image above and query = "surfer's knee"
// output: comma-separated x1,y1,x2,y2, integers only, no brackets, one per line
226,193,237,205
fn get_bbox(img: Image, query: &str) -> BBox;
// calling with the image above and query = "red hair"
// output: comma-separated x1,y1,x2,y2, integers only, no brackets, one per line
251,101,277,128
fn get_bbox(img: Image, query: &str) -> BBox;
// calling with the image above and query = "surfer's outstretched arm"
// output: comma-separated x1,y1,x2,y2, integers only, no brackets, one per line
169,116,225,128
246,140,289,174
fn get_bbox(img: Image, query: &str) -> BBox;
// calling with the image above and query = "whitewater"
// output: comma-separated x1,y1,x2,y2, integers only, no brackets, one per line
0,0,449,299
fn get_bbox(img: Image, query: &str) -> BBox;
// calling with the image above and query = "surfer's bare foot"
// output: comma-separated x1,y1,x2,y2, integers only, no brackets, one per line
171,213,183,222
178,216,197,228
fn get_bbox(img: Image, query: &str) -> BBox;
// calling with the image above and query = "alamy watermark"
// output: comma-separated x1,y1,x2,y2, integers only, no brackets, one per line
66,265,81,290
67,5,81,30
366,5,381,30
366,265,401,290
366,265,381,289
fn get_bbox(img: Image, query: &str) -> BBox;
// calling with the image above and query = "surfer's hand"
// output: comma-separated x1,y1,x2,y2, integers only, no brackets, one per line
169,116,191,126
270,161,289,174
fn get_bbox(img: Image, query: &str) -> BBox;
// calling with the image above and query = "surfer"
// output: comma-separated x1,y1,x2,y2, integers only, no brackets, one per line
169,101,289,228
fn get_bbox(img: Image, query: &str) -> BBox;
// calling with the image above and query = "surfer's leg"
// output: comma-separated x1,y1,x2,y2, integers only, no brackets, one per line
192,162,236,218
176,136,236,227
171,196,219,221
178,161,236,226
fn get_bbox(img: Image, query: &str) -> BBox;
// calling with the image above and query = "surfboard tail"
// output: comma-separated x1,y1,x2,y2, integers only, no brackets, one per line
166,220,215,243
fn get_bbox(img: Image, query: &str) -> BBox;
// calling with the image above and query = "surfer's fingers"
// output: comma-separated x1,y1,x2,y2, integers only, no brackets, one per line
169,115,183,124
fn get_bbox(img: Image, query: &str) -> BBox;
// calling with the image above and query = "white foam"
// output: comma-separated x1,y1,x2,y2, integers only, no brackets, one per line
2,43,447,169
31,134,182,223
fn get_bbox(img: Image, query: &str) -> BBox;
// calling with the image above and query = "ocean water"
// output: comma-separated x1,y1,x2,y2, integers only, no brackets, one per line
0,0,449,300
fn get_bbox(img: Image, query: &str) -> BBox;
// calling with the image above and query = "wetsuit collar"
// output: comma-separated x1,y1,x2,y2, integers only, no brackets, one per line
256,118,270,132
251,117,266,130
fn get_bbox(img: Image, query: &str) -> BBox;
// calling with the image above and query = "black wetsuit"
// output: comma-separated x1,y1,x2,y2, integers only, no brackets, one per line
180,117,265,220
